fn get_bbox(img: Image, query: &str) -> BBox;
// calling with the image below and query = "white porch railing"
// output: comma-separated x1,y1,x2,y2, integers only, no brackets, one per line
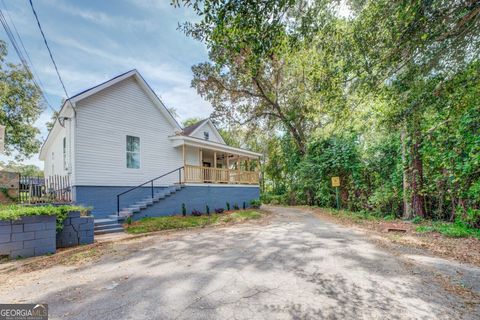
184,165,259,185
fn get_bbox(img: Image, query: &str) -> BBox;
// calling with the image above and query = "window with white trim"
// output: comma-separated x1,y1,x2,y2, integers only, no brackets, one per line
126,135,140,169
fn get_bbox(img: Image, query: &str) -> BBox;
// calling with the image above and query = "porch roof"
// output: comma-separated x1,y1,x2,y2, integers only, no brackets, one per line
169,135,262,159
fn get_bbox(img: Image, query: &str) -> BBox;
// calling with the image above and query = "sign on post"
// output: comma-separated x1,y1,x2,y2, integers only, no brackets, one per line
331,176,340,210
331,176,340,187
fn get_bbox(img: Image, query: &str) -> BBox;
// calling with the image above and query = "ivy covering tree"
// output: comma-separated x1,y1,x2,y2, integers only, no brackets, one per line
174,0,480,226
0,40,42,159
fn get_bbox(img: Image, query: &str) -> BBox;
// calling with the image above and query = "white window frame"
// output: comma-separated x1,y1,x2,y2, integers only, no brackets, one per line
126,135,141,169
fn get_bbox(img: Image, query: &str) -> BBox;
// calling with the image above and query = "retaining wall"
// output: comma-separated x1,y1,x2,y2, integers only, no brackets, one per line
56,211,94,248
0,215,56,258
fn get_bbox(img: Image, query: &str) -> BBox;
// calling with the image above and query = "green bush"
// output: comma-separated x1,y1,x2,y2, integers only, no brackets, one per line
250,199,261,209
412,216,423,224
0,204,89,231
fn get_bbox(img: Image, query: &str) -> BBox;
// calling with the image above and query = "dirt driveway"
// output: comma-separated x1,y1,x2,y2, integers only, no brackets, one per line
1,206,479,319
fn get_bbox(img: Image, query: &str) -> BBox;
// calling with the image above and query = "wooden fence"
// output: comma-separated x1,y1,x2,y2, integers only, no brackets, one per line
19,175,71,204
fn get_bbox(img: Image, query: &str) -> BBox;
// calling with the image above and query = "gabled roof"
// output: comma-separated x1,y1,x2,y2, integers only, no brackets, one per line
40,69,182,160
182,119,209,136
64,69,182,130
180,118,226,144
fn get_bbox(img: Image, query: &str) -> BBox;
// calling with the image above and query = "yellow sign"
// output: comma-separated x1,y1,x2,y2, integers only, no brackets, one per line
331,177,340,187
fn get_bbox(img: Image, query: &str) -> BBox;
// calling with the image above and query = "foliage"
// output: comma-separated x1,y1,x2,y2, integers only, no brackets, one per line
214,208,224,214
416,219,480,239
226,202,230,211
233,203,239,210
174,0,480,226
182,203,186,216
125,210,264,234
250,199,261,209
0,161,43,176
205,205,210,215
182,117,203,127
0,41,42,159
0,204,89,231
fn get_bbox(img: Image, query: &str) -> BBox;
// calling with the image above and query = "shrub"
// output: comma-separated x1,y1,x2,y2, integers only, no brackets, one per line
191,209,202,216
215,208,224,214
126,216,133,225
233,203,239,210
0,204,89,231
250,199,261,209
226,202,230,211
206,205,210,215
182,203,186,216
462,208,480,229
243,202,246,210
412,216,423,224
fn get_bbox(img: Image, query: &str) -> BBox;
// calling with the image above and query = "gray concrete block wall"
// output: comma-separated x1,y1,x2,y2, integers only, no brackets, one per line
56,212,94,248
0,215,56,258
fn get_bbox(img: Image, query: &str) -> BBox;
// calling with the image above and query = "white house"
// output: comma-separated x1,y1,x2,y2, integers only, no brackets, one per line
39,70,261,220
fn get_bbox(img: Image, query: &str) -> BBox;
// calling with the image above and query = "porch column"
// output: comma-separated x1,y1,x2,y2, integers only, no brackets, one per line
213,151,217,183
226,153,230,183
237,155,240,184
182,144,186,183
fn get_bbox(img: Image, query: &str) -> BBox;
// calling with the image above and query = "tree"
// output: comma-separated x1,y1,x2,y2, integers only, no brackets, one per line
182,117,203,127
0,160,43,176
0,41,42,159
174,0,341,155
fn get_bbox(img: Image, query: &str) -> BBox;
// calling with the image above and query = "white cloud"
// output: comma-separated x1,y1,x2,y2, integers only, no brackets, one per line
159,85,212,122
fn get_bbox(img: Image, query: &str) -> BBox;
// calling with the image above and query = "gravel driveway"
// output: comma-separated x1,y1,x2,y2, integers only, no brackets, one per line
1,206,479,319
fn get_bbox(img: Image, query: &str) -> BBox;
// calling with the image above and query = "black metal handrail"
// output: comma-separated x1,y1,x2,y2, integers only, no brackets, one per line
116,166,184,216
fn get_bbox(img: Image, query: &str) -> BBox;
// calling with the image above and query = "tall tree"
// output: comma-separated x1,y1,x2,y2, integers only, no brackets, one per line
0,41,42,159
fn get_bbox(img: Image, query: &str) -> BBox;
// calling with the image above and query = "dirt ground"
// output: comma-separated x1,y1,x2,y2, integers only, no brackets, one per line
307,206,480,267
0,206,479,319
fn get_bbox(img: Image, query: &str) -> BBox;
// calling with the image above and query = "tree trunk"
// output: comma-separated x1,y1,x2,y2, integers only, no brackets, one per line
401,129,413,219
410,125,426,218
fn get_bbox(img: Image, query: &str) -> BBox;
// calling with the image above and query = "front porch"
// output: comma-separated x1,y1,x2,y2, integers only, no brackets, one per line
173,136,261,185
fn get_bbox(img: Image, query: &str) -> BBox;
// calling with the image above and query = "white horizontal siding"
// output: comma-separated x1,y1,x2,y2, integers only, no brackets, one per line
43,129,66,177
74,77,183,186
191,122,224,144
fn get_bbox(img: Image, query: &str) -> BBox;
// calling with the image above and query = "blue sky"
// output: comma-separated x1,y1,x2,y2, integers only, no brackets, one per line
0,0,211,168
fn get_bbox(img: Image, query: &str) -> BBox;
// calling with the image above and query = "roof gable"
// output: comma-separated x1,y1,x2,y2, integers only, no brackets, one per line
182,119,226,144
69,69,181,131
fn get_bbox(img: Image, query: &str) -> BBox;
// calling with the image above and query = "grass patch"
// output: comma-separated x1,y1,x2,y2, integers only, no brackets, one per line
125,210,264,234
415,221,480,239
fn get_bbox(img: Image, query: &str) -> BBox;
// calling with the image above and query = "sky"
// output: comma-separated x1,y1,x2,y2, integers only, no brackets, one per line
0,0,212,168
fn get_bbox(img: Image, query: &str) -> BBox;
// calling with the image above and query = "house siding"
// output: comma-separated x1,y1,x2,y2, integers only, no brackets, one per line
191,122,224,144
74,77,183,186
74,185,260,218
136,185,260,219
43,126,67,178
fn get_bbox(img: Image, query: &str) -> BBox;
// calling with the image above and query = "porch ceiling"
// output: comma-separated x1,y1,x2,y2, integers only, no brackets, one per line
170,135,262,159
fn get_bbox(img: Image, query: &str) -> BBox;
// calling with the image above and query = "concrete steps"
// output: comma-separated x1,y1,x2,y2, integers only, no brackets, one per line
118,185,184,219
94,218,124,235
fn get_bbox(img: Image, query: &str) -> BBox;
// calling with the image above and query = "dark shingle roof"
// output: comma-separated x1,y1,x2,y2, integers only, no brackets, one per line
181,119,209,136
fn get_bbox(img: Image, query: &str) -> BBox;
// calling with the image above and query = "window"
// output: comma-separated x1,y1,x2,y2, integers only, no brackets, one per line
63,137,67,170
204,131,209,140
126,135,140,169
